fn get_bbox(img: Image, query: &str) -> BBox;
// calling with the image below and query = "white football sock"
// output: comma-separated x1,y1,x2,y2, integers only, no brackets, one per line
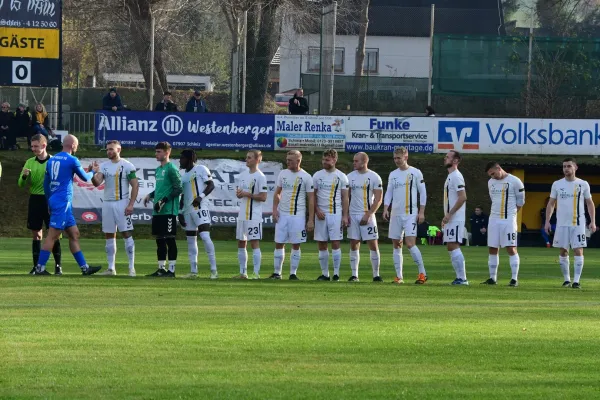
124,237,135,270
350,250,359,277
168,260,176,273
574,256,584,283
451,248,466,280
488,254,499,281
370,250,380,278
393,247,403,279
187,236,198,273
199,231,217,273
252,248,262,274
318,250,329,277
509,254,520,281
238,248,248,275
274,248,285,275
559,256,570,282
332,248,342,276
105,238,116,271
158,260,166,269
409,246,426,275
290,249,301,275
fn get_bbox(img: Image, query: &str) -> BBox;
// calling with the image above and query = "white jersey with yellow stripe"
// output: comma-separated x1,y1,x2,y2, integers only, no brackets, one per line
181,164,212,214
313,169,349,215
237,169,268,221
443,169,466,223
550,177,592,227
276,169,314,216
488,173,525,220
384,166,426,217
99,159,137,201
348,170,383,215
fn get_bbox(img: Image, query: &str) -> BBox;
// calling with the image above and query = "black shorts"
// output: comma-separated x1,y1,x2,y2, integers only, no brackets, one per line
27,195,50,231
152,215,177,237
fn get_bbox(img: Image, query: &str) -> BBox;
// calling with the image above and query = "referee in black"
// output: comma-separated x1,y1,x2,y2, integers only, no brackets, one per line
18,134,62,274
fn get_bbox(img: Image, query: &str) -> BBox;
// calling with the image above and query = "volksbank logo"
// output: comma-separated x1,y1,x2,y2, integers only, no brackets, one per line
437,121,480,151
97,114,183,136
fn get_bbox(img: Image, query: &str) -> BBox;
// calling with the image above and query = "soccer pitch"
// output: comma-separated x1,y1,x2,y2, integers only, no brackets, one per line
1,238,600,399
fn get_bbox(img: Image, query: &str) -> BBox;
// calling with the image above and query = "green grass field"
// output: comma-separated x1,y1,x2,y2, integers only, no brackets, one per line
1,238,600,399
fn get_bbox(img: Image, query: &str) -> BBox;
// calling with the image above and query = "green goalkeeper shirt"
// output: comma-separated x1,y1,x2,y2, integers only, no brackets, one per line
18,155,51,195
150,162,182,216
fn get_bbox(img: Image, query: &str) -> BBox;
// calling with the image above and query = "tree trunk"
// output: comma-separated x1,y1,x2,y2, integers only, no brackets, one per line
353,0,370,111
245,0,281,113
125,0,167,107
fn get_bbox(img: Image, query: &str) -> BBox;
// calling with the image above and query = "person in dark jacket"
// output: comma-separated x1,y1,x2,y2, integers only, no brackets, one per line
470,206,488,246
32,103,53,139
155,91,178,112
288,88,309,115
102,88,124,111
0,102,12,150
13,103,32,149
185,90,208,113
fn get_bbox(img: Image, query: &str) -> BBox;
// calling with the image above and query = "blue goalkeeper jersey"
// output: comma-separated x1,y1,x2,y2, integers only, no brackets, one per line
44,152,93,202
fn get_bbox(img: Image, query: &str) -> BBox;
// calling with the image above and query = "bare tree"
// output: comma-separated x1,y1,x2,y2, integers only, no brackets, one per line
352,0,370,110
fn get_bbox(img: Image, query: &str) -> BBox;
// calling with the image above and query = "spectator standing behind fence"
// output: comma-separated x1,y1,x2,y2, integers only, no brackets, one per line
103,88,124,112
13,103,32,148
185,90,208,113
33,103,53,139
155,91,178,112
0,102,12,150
288,89,309,115
425,106,436,116
469,206,488,246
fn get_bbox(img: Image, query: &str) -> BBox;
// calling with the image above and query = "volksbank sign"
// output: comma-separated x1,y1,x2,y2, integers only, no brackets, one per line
95,111,275,150
436,118,600,155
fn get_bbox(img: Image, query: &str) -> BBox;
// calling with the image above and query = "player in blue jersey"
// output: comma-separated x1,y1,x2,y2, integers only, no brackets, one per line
34,134,102,275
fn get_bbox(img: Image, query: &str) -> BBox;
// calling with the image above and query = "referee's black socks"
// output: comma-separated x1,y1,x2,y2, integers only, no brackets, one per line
32,240,41,266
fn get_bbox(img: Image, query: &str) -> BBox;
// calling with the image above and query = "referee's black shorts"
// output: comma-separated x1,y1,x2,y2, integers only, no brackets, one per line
27,194,50,231
151,214,177,237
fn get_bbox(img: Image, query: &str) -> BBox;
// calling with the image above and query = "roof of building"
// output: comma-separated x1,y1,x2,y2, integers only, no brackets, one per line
306,0,505,37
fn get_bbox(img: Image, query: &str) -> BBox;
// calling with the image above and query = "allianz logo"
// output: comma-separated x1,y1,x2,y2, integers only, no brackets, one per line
97,114,184,137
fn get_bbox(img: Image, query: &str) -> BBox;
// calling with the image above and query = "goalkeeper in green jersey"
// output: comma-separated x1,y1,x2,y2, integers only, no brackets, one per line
18,134,62,275
143,142,182,277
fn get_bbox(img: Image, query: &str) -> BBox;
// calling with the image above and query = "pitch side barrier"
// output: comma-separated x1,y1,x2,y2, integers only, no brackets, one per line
94,111,600,155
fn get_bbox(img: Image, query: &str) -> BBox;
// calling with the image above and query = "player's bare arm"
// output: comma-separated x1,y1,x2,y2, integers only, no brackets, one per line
382,181,393,221
585,197,597,232
307,191,315,232
341,188,349,227
544,197,557,234
362,189,383,225
272,186,282,223
126,178,139,216
443,190,467,225
91,168,104,187
192,180,214,208
418,205,426,224
313,188,326,220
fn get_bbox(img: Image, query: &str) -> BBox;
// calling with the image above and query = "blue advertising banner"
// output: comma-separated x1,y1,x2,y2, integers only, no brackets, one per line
95,111,275,150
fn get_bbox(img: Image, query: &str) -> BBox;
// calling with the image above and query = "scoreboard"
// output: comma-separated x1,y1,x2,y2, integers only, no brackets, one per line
0,0,62,87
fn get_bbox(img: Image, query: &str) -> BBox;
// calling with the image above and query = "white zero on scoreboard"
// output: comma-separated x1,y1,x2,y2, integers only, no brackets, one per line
12,61,32,84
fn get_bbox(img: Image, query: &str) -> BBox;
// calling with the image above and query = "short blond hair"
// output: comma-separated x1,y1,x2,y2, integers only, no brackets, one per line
322,149,338,160
394,146,408,155
287,150,302,159
247,149,262,160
